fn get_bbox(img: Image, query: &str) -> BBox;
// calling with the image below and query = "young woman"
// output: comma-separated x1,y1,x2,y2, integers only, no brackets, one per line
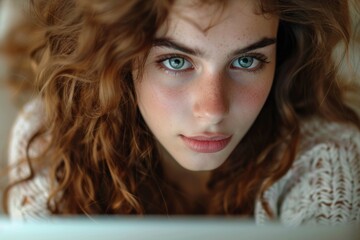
4,0,360,225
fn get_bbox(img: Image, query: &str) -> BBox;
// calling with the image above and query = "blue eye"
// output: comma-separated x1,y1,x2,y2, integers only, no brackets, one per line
231,56,259,69
162,57,192,70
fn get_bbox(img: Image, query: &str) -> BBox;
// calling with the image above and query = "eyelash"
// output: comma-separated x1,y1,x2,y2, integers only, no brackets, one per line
231,53,270,72
155,54,194,76
155,53,270,75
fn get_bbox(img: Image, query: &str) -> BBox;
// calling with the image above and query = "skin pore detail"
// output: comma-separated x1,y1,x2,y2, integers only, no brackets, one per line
134,0,279,205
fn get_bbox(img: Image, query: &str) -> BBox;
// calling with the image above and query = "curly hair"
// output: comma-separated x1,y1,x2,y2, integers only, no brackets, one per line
3,0,360,217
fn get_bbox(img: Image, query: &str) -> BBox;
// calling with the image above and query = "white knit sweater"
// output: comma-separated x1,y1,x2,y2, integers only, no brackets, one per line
7,99,360,225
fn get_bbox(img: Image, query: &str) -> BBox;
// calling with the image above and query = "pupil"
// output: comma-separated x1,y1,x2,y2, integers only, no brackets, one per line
170,58,184,69
239,57,253,68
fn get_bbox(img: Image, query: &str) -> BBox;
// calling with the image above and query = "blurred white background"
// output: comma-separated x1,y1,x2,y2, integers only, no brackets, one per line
0,0,24,158
0,0,24,214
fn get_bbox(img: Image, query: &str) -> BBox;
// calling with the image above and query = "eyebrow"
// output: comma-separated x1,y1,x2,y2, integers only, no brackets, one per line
152,37,277,57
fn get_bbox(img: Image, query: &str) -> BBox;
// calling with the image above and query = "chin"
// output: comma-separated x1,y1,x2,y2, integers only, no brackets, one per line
178,157,226,172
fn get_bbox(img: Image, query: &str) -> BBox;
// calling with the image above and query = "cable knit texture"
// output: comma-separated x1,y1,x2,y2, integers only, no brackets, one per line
7,99,360,225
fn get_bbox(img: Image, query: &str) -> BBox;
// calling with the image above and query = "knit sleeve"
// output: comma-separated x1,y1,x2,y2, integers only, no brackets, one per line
7,99,51,220
279,133,360,226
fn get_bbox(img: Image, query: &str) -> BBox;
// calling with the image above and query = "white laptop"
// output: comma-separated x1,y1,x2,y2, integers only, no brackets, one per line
0,216,358,240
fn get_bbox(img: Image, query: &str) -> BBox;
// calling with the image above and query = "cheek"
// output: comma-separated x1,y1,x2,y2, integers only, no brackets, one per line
248,65,275,108
135,76,186,128
137,64,191,112
233,77,273,117
231,59,275,111
248,84,272,107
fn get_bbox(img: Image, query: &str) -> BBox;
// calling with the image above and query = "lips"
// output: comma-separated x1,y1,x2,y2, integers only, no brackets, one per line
180,134,232,153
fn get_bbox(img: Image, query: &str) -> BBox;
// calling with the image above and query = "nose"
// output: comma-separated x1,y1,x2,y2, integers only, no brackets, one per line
192,73,230,124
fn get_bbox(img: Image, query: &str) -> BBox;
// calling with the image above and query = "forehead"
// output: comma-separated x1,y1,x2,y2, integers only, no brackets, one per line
156,0,278,53
156,0,278,45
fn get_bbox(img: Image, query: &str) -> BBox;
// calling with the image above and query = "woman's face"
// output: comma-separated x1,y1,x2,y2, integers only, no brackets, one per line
135,0,278,171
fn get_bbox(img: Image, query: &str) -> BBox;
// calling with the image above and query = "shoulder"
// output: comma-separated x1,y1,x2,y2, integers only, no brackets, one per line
298,117,360,154
8,98,51,220
278,118,360,225
9,98,45,168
